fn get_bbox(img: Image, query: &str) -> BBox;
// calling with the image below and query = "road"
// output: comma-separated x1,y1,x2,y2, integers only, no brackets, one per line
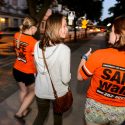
0,36,17,102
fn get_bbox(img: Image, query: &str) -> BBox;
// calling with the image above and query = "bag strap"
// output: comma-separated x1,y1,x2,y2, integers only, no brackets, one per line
42,48,58,98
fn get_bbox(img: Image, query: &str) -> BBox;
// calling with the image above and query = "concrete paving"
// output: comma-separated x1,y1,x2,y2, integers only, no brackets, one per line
0,33,106,125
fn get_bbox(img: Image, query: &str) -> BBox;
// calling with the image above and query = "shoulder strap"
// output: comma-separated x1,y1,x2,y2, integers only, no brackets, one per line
42,48,58,98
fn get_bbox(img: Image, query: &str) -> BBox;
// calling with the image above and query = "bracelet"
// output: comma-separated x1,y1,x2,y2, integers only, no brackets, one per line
81,54,88,61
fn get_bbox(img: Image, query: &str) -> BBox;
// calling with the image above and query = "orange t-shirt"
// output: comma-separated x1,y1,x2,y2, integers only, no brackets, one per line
80,48,125,106
13,32,37,74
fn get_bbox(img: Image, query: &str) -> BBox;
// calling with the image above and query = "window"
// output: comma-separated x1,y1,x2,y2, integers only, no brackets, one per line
12,0,17,6
5,18,9,27
13,18,18,27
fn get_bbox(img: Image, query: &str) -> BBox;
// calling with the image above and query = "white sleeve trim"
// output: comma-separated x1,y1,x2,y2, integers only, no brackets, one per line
83,64,93,75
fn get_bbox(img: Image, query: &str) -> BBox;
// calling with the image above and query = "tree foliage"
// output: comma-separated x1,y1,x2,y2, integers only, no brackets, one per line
60,0,104,21
102,0,125,26
58,0,104,30
0,0,5,7
26,0,52,22
26,0,104,22
109,0,125,18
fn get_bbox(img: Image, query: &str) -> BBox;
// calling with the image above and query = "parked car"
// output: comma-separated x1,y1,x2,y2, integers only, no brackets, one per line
0,27,19,37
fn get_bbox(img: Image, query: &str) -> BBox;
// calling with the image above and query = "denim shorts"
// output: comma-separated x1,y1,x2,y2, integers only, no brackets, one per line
85,98,125,125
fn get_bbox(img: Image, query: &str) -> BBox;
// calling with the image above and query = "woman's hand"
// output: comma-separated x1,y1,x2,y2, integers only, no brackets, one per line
77,48,92,80
85,48,92,57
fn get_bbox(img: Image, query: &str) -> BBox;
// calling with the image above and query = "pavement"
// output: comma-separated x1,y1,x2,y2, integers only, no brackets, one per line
0,33,106,125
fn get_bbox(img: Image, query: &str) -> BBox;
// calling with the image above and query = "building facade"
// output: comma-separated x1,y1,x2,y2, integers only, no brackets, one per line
0,0,27,30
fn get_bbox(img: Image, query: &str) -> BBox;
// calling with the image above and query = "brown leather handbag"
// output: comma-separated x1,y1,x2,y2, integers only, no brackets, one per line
42,49,73,114
53,87,73,114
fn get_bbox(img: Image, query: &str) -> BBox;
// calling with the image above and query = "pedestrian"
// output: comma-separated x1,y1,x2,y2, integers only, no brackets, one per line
13,16,38,123
77,15,125,125
34,8,52,40
33,13,71,125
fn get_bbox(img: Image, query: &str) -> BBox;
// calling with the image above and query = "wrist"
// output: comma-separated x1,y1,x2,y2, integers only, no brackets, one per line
81,54,88,61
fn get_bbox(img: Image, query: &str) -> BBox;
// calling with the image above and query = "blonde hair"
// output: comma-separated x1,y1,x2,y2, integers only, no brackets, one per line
20,17,37,32
16,16,37,48
39,13,66,49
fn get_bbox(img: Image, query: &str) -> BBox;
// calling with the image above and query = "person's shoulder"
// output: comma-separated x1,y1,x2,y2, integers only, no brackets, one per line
14,32,20,37
91,49,107,58
30,36,37,42
34,41,39,52
94,48,109,54
34,41,40,48
59,43,70,52
91,48,110,58
35,41,40,46
28,36,37,46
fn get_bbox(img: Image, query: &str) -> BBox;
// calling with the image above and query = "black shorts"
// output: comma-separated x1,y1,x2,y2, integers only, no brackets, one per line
13,68,35,86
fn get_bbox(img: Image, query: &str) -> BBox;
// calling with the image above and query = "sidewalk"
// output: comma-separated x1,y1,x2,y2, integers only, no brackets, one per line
0,33,106,125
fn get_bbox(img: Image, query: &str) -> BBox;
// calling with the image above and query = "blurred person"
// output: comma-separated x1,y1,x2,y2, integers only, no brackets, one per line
33,13,71,125
39,8,52,34
33,8,52,40
77,15,125,125
13,16,38,123
33,8,52,41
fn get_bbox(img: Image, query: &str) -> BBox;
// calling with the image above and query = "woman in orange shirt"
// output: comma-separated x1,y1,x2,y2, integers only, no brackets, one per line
13,17,37,123
77,15,125,125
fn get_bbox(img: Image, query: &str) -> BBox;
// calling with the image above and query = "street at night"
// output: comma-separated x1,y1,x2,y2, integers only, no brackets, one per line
1,0,125,125
0,32,107,125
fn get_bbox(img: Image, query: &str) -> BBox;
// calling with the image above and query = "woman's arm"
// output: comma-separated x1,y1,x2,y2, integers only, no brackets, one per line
77,48,92,81
61,48,71,84
77,59,86,80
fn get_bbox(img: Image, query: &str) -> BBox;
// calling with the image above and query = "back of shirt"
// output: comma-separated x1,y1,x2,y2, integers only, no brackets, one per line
34,42,71,99
80,48,125,106
13,32,37,73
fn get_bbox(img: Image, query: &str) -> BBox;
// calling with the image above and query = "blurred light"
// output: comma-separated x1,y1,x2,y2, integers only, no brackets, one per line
0,18,5,23
89,29,94,32
95,28,101,32
75,26,82,29
58,4,62,12
68,11,75,25
82,19,88,29
107,23,111,27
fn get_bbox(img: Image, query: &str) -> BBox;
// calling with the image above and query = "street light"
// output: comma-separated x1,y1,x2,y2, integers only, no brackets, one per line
57,4,62,12
67,11,77,42
68,11,75,26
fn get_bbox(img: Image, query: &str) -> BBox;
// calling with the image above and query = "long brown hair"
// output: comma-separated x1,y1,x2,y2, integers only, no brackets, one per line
110,15,125,51
39,13,66,50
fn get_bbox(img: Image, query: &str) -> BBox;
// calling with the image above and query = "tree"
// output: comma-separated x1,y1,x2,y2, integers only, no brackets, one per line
85,0,103,21
26,0,104,22
26,0,52,22
105,0,125,20
0,0,5,7
109,0,125,18
102,0,125,26
60,0,104,21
